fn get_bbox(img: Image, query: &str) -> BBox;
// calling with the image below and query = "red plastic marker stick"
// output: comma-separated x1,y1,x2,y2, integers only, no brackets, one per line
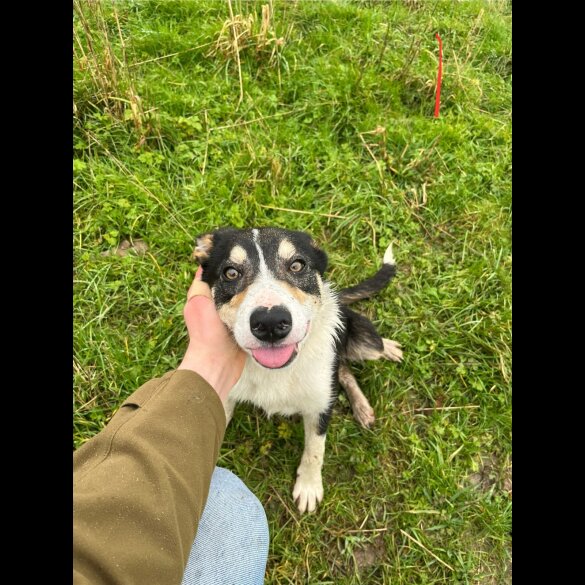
434,33,443,118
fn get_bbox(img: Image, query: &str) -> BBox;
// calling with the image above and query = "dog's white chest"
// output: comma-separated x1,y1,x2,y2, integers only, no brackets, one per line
230,353,334,417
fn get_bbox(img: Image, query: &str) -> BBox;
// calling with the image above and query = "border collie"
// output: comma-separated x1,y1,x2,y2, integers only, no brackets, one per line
194,227,402,513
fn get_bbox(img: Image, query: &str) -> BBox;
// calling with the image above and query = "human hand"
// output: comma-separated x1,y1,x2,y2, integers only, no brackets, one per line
177,267,246,403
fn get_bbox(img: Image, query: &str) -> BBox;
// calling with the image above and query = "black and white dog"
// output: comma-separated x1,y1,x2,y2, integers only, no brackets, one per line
194,227,403,513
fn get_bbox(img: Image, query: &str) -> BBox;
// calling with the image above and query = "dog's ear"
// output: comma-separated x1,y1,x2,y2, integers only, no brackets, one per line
192,232,214,263
310,239,328,275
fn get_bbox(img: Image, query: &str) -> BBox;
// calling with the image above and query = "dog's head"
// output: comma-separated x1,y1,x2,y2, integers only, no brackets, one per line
193,227,329,369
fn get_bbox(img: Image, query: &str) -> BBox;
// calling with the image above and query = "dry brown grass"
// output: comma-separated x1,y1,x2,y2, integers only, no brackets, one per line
73,0,147,142
210,0,290,106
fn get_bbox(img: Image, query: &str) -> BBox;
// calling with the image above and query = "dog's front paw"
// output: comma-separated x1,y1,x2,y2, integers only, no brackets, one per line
293,469,323,514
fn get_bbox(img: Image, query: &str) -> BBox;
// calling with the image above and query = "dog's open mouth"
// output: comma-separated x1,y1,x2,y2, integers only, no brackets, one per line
251,344,298,369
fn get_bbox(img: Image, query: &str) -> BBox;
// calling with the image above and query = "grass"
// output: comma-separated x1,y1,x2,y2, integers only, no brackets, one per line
73,1,511,583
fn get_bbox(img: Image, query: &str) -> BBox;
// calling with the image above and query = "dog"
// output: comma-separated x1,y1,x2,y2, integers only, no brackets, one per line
194,227,403,513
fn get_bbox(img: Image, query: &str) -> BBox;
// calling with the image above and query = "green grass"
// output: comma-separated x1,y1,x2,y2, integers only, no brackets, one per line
73,1,511,583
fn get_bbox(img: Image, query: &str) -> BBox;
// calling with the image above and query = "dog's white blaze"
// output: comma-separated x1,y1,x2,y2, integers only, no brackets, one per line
278,238,296,260
252,228,269,278
229,245,248,264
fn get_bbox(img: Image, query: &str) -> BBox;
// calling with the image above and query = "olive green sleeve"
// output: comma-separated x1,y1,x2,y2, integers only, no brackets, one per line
73,369,227,585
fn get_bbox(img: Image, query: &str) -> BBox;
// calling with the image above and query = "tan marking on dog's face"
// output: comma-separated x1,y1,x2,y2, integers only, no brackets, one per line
193,233,214,262
278,239,297,261
217,289,248,329
229,245,248,265
276,279,320,306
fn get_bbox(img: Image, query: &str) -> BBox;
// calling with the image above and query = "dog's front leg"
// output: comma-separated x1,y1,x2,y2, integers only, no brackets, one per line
293,415,326,514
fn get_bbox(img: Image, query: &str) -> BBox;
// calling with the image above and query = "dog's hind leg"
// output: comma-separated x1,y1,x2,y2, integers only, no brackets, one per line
382,338,403,362
344,308,403,364
339,363,376,428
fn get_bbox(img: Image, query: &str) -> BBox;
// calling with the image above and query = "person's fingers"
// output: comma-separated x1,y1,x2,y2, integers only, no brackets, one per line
187,280,212,301
183,293,215,325
187,267,212,301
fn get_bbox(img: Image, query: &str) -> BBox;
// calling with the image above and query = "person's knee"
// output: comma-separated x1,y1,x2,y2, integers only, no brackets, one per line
208,467,268,535
182,468,268,585
202,467,269,554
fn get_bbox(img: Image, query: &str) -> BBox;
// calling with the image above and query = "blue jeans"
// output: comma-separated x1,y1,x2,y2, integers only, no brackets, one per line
181,467,269,585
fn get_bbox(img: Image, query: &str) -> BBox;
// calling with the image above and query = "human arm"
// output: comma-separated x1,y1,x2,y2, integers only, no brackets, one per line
73,269,245,585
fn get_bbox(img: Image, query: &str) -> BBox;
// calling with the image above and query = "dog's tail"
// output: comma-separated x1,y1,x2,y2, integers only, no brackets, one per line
338,244,396,305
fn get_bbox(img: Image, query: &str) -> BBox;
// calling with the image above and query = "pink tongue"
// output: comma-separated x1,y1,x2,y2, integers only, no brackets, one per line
252,344,296,368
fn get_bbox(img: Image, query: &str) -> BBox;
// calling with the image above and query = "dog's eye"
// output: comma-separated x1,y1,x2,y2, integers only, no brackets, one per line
289,259,306,273
223,267,241,280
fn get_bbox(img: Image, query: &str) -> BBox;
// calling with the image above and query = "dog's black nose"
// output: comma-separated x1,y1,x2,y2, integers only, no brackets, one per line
250,306,292,342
